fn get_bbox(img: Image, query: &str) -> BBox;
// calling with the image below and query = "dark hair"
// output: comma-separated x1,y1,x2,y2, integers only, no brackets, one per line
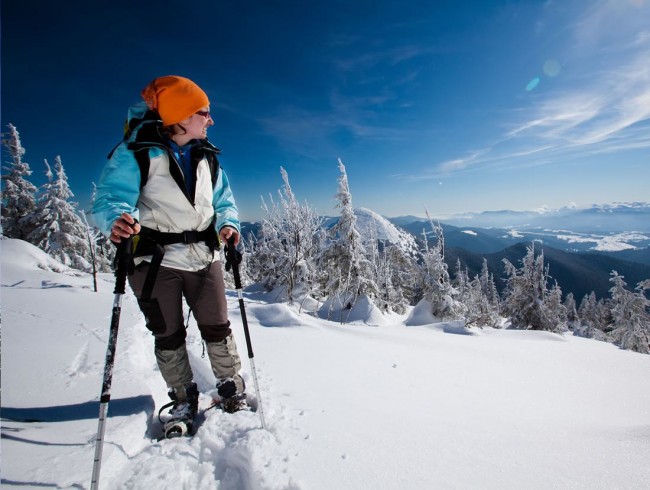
159,123,188,140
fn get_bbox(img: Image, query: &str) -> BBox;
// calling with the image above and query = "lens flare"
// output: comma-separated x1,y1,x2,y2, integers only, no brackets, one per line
543,59,561,77
526,77,540,91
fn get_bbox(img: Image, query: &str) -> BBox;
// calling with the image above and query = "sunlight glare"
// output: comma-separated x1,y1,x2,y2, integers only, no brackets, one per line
543,59,561,77
526,77,540,91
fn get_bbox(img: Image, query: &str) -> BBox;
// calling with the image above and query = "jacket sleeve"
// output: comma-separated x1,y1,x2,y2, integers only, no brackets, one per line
92,143,142,235
213,167,240,233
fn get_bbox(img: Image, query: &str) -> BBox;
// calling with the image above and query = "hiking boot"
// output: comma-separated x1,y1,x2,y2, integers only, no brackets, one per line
216,378,249,413
163,382,199,437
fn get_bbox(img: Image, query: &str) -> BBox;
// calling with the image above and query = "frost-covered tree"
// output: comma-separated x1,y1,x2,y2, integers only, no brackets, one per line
501,244,567,333
479,258,501,311
418,215,465,320
24,159,55,249
450,257,500,328
25,156,90,270
453,258,469,302
546,281,568,332
371,240,415,314
1,123,37,239
464,274,501,328
608,272,650,354
575,292,610,340
318,159,378,312
385,244,418,313
564,292,579,331
247,167,322,303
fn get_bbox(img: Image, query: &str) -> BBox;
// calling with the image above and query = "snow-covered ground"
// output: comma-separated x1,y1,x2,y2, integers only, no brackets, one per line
2,238,650,489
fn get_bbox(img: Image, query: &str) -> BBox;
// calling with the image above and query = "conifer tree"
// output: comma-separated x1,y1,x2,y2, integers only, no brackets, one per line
26,156,90,270
1,123,37,239
379,244,416,314
564,292,580,330
479,258,500,311
418,214,464,320
576,292,611,340
502,244,566,333
608,272,650,354
319,159,378,313
465,274,501,328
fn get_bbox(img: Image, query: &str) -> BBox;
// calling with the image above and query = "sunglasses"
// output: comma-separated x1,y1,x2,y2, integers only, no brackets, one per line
195,110,211,118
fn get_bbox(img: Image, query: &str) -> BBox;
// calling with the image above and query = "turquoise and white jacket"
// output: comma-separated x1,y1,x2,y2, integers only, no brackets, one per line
92,103,240,271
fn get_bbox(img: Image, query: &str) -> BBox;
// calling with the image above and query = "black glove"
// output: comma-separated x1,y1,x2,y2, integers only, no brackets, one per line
224,238,242,272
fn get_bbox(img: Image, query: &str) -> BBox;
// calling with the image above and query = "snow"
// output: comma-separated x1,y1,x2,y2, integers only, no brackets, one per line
552,231,649,252
3,238,650,489
354,207,420,258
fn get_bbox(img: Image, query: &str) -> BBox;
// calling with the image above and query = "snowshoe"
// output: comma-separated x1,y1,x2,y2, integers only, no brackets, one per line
219,393,251,414
158,382,199,439
163,416,193,439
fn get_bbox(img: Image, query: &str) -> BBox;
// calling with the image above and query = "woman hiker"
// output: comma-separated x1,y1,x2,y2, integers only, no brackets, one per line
93,75,248,437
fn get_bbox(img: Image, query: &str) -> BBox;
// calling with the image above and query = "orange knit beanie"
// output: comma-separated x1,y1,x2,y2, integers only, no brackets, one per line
141,75,210,126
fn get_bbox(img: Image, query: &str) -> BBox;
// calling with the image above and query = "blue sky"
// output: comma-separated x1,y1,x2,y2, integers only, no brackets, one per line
3,0,649,222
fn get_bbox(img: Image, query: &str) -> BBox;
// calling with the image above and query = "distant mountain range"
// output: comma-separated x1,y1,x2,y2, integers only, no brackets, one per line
240,202,650,300
434,202,650,233
392,202,650,258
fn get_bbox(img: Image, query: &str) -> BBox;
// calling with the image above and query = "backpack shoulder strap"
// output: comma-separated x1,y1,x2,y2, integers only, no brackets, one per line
207,152,220,189
134,149,151,189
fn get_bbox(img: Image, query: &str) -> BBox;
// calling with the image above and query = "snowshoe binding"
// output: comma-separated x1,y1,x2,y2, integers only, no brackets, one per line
220,393,250,413
215,378,251,413
159,382,199,439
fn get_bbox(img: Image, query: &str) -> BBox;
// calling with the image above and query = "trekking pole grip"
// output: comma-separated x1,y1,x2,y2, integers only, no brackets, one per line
113,236,133,295
225,236,243,290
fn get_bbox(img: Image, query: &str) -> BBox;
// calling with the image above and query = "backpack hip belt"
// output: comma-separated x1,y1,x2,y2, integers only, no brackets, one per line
134,224,219,303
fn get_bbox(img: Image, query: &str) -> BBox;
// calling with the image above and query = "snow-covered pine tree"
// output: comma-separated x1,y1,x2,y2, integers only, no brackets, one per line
608,272,650,354
1,123,37,239
318,159,379,315
418,213,465,320
576,291,610,340
377,243,416,314
25,156,91,270
453,258,469,302
479,258,501,311
501,243,566,333
464,273,501,328
23,159,55,249
247,167,322,304
564,292,580,331
544,281,568,333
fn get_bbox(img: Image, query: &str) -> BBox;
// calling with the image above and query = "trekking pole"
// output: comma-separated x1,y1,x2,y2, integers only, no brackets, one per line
91,237,132,490
225,237,267,430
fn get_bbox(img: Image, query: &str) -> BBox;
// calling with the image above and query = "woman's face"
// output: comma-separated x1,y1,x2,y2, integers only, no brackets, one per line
177,106,213,141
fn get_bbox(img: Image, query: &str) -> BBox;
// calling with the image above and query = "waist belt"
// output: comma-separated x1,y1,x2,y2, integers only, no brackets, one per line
135,224,219,302
139,226,218,247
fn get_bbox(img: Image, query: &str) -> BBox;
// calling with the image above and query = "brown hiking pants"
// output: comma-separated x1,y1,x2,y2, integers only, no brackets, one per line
128,261,245,398
128,261,232,350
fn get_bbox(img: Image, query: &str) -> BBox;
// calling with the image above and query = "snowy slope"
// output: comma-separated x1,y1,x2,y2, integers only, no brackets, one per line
2,238,650,489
